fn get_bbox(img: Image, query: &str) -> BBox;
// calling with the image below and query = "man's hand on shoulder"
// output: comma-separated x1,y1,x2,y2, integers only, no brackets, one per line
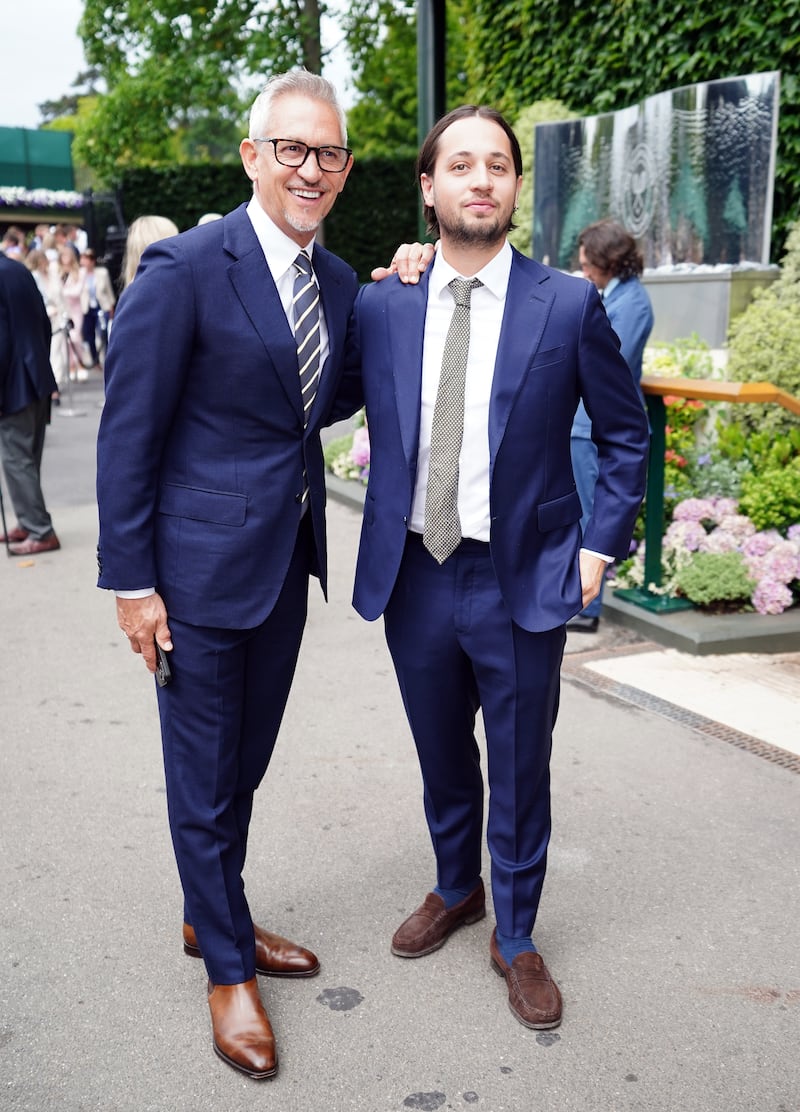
371,241,437,285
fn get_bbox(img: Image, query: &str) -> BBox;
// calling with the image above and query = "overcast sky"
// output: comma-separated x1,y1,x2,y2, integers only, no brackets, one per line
2,0,87,129
1,1,354,133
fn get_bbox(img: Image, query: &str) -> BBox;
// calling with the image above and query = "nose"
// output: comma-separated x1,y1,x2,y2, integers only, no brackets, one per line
471,162,492,191
298,151,323,182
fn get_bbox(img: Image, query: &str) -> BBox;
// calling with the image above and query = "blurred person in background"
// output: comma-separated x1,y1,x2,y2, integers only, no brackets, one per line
80,249,116,369
120,215,179,289
569,219,653,633
0,253,60,553
57,245,87,381
25,249,68,395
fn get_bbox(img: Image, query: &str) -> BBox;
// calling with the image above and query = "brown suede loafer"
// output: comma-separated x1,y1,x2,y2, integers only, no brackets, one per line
207,977,277,1079
183,922,320,978
8,532,60,555
391,880,486,957
489,928,562,1029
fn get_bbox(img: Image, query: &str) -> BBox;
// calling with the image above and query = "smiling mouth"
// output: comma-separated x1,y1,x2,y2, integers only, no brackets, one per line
290,187,324,201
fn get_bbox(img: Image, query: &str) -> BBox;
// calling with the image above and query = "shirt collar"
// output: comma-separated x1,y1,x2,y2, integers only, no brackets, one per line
430,239,513,301
602,275,621,299
246,196,317,284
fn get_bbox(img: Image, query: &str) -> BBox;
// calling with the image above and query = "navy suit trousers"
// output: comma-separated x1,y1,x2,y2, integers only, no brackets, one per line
384,532,566,940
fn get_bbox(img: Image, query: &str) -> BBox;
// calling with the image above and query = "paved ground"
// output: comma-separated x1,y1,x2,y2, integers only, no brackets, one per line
2,377,798,1112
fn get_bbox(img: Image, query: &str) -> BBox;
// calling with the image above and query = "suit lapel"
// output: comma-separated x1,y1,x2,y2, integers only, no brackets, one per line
489,252,555,457
387,272,428,470
311,248,349,424
224,208,303,421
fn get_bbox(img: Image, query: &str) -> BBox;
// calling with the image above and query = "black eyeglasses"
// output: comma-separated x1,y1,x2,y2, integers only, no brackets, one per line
254,138,352,173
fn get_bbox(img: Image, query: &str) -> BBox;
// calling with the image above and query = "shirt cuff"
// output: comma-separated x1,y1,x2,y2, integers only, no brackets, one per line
115,588,156,599
581,547,613,564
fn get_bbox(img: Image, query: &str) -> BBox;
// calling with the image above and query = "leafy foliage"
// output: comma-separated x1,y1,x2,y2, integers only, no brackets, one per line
739,461,800,532
466,0,800,258
674,551,755,607
508,100,577,258
726,222,800,435
74,0,326,184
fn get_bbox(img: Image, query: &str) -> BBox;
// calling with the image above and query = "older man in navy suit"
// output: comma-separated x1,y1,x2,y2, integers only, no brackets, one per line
350,106,649,1031
0,254,60,554
96,71,363,1080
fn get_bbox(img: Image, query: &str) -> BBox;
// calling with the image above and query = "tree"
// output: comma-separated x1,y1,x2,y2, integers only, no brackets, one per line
342,0,471,157
74,0,331,184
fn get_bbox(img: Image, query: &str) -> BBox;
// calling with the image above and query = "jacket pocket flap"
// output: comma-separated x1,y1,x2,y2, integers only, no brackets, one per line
537,489,582,532
158,483,247,526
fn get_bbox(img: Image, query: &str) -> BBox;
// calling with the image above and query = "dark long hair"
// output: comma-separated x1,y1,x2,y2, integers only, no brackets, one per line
415,105,523,239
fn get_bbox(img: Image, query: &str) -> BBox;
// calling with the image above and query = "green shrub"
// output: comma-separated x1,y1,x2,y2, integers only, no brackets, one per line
726,221,800,437
738,461,800,532
675,552,755,607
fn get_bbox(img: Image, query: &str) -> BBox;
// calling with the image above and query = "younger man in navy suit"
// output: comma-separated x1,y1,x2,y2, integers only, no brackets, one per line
351,107,649,1029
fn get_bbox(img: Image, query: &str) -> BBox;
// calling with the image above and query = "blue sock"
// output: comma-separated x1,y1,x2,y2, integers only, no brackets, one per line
495,929,537,964
434,882,480,909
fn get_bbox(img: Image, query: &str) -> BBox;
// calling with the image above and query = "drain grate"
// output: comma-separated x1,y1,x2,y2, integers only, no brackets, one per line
563,652,800,775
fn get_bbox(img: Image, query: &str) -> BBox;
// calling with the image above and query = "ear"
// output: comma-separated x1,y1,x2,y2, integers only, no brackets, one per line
420,173,435,209
240,138,258,182
514,175,523,209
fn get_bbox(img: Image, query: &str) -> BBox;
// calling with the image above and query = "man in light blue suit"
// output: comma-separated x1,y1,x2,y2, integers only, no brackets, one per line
569,219,654,632
96,71,364,1080
351,107,649,1031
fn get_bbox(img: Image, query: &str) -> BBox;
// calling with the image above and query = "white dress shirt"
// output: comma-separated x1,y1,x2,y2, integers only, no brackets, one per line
408,243,513,541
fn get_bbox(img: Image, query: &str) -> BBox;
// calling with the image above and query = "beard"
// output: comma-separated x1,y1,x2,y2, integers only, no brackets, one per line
437,207,512,248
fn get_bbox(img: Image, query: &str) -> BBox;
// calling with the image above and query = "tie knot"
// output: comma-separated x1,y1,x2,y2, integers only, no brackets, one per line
293,250,313,278
448,277,482,307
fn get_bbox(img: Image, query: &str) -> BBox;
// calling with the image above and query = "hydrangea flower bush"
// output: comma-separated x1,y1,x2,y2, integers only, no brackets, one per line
612,497,800,614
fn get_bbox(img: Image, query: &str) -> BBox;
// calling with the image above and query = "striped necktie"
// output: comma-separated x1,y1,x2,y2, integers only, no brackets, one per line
292,250,321,426
423,276,483,564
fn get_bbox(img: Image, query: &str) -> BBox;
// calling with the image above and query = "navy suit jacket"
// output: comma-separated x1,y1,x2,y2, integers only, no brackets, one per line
351,248,650,632
96,204,359,629
572,274,653,439
0,254,56,418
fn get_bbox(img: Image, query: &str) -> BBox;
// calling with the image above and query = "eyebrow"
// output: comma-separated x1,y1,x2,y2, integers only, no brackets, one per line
447,149,512,161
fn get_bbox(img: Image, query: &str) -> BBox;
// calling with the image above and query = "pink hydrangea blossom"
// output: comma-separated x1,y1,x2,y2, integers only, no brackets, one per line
752,579,794,615
350,425,371,468
664,520,707,552
742,530,783,558
715,514,756,543
672,498,716,523
698,529,739,554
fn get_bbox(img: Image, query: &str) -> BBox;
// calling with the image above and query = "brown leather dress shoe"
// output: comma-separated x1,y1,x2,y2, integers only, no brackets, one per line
207,977,277,1079
0,526,28,543
8,532,60,555
489,928,562,1029
391,881,486,957
183,922,320,978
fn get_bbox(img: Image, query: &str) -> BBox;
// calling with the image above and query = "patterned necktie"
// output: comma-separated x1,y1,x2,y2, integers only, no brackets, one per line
291,251,321,426
423,276,483,564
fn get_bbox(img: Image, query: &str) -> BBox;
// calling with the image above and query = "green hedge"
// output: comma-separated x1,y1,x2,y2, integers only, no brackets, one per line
469,0,800,259
116,155,419,284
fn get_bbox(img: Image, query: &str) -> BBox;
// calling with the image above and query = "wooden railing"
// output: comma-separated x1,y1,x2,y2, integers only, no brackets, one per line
615,376,800,613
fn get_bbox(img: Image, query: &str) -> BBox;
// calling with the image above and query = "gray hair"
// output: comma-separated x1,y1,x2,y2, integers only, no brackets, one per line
248,69,347,146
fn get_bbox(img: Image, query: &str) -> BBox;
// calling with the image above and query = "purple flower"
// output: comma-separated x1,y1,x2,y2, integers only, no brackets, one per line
698,529,739,554
673,498,717,523
665,520,707,552
349,426,370,468
788,524,800,543
716,514,756,544
752,579,794,615
743,530,783,558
